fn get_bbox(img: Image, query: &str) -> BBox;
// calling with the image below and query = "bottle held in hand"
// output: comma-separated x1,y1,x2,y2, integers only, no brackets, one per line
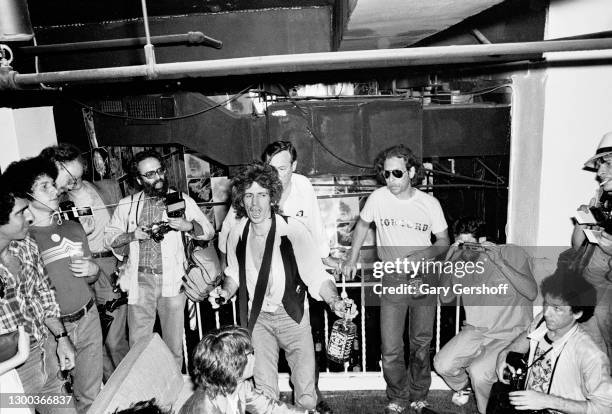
327,301,357,364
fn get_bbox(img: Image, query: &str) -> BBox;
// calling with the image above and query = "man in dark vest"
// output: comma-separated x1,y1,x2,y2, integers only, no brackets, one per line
210,162,356,411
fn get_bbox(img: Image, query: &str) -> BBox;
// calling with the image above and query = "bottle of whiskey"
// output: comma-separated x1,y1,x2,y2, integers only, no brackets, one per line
327,301,356,364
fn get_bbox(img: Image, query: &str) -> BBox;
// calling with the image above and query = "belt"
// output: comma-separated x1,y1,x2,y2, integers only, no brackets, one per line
92,250,114,259
61,298,95,324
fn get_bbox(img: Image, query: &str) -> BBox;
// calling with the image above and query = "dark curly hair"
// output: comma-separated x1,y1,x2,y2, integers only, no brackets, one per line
231,162,282,219
261,140,297,163
373,144,422,185
1,157,58,201
540,265,596,323
452,217,485,239
192,326,254,398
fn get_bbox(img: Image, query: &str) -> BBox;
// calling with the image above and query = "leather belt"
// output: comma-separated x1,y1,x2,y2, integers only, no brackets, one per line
91,250,114,259
61,298,95,324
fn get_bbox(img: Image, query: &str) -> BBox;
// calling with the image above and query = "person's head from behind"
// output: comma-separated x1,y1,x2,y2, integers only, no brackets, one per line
130,150,168,197
40,143,85,193
0,178,33,243
92,147,111,180
231,162,283,224
374,145,421,196
192,326,255,398
261,140,297,189
2,157,59,216
540,266,596,335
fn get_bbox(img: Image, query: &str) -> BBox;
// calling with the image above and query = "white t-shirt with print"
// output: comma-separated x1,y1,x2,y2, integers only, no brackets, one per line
360,187,447,261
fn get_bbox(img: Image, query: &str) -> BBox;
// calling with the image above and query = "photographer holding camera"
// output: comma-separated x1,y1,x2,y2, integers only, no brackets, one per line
104,150,215,369
569,131,612,361
492,267,612,414
434,217,537,413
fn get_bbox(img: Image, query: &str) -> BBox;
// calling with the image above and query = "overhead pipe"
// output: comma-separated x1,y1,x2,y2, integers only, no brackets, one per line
18,32,223,55
4,37,612,89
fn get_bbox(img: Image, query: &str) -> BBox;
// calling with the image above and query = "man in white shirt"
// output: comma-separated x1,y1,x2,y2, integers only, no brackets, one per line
342,145,450,414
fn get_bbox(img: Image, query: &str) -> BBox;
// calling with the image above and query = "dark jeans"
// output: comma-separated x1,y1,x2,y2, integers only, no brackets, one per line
380,293,435,404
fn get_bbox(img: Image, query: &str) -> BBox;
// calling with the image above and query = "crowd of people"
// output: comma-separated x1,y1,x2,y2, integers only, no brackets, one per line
0,137,611,414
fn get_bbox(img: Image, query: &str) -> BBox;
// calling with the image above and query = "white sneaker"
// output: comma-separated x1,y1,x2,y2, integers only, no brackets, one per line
451,390,470,406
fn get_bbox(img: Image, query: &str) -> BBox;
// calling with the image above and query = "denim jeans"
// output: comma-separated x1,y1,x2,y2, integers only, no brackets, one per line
47,303,103,413
16,338,76,414
433,325,510,413
380,293,435,404
128,272,186,369
252,306,316,410
93,256,129,381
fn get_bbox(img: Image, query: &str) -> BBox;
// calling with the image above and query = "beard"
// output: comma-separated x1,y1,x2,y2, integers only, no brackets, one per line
142,178,169,198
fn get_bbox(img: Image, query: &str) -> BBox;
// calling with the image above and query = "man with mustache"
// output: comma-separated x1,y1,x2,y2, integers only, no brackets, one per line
210,162,356,411
104,149,215,369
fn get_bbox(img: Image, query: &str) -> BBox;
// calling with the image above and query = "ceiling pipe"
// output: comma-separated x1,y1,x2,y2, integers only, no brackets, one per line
140,0,157,79
3,37,612,89
18,32,223,55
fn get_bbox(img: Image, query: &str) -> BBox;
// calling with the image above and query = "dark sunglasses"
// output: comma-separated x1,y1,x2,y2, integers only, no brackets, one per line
140,167,166,180
383,169,407,179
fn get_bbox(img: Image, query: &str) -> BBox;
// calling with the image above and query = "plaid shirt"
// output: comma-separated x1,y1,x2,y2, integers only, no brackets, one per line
138,196,165,272
0,235,61,345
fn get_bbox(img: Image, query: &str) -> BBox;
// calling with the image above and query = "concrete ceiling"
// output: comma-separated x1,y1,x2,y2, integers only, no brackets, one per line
341,0,506,50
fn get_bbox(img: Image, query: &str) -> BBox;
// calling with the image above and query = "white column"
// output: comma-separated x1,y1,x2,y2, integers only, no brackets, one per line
0,107,57,172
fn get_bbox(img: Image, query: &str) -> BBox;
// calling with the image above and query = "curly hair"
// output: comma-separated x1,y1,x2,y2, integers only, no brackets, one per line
540,265,596,323
231,162,282,219
452,217,485,239
192,326,254,398
373,144,422,185
261,140,297,163
1,157,58,201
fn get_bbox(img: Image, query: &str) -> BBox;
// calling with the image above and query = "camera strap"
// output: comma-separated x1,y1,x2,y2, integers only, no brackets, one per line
525,332,570,395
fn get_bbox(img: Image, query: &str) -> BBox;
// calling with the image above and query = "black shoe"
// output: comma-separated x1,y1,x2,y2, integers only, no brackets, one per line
316,400,334,414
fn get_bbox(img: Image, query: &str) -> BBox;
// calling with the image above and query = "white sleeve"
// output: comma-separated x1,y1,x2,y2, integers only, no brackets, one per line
184,194,215,240
359,191,378,223
429,197,448,234
218,205,239,254
223,220,243,286
303,180,330,258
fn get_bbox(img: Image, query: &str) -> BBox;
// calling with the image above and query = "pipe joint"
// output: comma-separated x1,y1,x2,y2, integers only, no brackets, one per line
0,66,19,90
143,44,158,79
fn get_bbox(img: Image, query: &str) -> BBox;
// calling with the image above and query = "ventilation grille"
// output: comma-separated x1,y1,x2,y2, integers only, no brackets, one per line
95,96,175,121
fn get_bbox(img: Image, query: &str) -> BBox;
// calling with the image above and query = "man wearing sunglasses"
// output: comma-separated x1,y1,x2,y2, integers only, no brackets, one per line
104,149,215,369
40,144,128,383
342,145,450,414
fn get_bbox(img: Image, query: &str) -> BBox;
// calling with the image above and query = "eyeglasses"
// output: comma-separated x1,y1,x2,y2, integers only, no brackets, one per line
140,167,166,180
59,163,80,189
383,169,407,179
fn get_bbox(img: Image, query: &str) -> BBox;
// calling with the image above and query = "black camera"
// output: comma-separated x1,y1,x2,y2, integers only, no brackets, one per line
145,221,173,242
589,205,612,234
458,242,487,252
503,351,528,391
165,192,186,218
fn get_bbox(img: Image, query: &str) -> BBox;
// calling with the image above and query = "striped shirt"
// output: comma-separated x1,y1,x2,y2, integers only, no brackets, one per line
138,196,165,273
0,236,61,345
